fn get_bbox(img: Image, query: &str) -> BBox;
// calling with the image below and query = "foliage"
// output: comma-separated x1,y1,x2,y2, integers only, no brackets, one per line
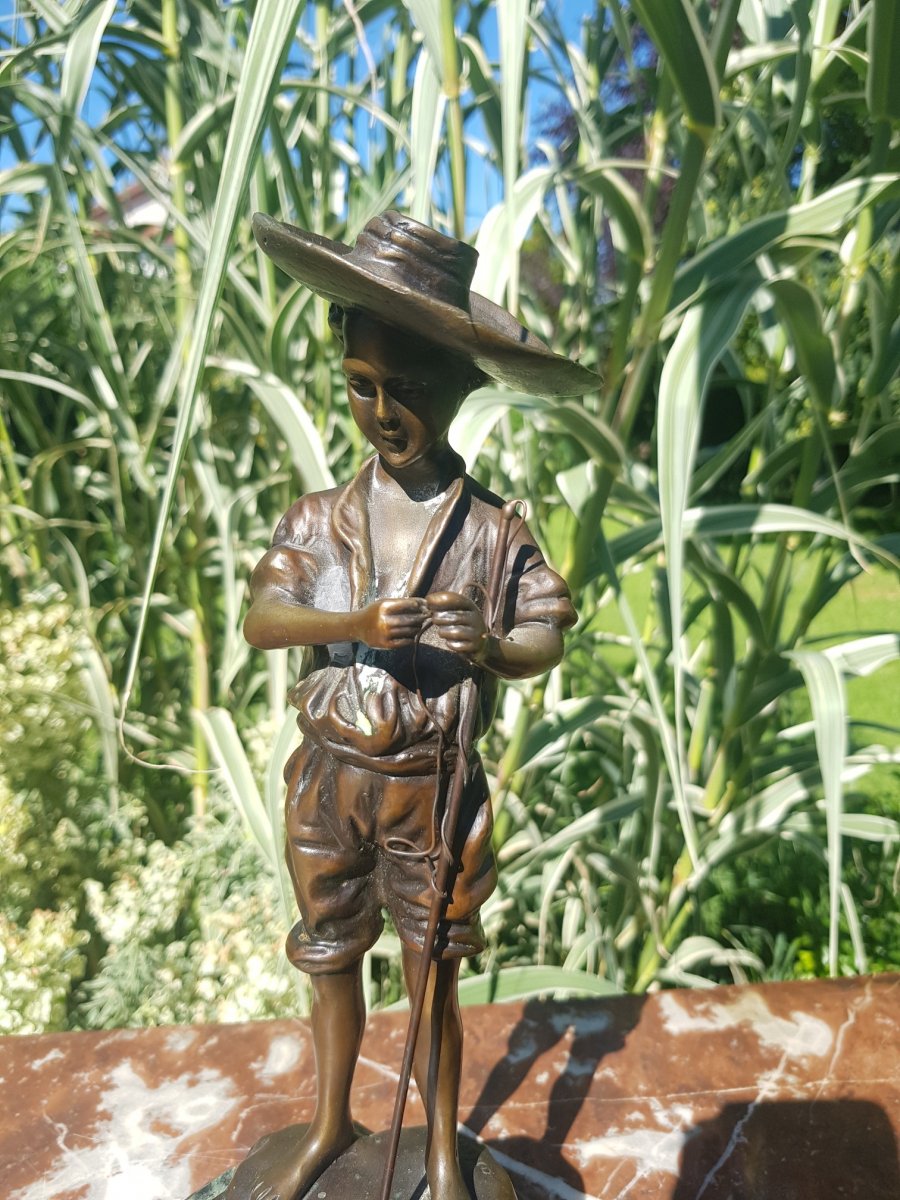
0,0,898,1029
0,596,301,1029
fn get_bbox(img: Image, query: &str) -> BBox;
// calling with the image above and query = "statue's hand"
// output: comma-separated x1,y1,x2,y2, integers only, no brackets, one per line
426,591,489,662
355,597,428,650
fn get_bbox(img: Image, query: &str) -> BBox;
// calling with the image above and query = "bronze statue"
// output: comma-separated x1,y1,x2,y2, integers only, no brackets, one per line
228,211,597,1200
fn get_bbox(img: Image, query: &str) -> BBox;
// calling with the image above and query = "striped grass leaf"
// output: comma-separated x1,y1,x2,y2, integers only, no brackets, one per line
401,0,443,65
841,881,867,974
767,278,839,409
51,163,129,398
835,814,900,842
23,1,67,34
196,707,277,866
0,163,54,196
2,505,92,608
196,705,306,1006
824,633,900,677
725,40,797,79
516,696,611,770
408,47,444,224
668,174,900,321
810,0,844,85
867,0,900,121
659,936,763,987
385,965,622,1010
570,165,653,265
657,283,757,826
497,0,531,307
604,503,892,577
448,389,509,466
75,636,120,812
787,649,846,976
211,356,335,493
459,392,620,469
59,0,117,121
688,553,768,648
118,0,305,739
766,2,811,200
472,166,554,305
597,529,700,869
629,0,721,137
459,33,502,158
695,758,886,887
173,93,238,163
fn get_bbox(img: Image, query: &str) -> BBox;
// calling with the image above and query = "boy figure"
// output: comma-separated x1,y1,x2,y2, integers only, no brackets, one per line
236,212,594,1200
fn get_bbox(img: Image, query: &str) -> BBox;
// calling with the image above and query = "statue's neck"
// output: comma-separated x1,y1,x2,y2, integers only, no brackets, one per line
377,442,460,501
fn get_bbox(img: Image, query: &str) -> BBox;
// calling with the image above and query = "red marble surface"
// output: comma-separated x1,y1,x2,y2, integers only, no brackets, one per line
1,975,898,1199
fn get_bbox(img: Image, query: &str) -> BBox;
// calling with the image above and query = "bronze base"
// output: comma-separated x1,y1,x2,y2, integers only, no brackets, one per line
216,1122,518,1200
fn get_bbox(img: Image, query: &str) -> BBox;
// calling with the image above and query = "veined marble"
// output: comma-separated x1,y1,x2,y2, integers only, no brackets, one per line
1,976,897,1199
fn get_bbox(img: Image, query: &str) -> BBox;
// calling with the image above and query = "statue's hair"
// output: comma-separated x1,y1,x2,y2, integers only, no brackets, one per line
328,303,489,397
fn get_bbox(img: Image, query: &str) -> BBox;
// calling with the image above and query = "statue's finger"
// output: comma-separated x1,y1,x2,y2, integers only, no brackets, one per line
425,591,470,612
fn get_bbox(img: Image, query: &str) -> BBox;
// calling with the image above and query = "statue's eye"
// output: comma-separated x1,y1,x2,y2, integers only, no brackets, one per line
348,375,376,398
390,382,425,405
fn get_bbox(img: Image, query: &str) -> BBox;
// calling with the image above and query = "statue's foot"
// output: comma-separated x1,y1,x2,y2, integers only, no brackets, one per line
226,1122,358,1200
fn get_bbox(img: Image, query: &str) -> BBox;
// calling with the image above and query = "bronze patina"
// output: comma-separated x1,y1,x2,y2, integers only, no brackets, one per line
227,211,597,1200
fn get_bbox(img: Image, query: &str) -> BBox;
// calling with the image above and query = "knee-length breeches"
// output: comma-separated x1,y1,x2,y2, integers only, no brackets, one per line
282,739,498,975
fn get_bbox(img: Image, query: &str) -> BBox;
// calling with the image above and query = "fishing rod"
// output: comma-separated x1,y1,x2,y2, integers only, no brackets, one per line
377,498,525,1200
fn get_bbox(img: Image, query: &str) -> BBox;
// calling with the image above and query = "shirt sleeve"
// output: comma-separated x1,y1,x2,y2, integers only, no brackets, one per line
503,522,577,634
249,499,320,608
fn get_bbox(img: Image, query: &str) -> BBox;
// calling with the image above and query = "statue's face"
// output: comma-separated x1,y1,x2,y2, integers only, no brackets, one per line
341,310,469,469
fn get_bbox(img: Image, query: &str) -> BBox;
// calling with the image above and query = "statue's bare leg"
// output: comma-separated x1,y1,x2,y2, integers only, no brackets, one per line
401,948,471,1200
228,964,364,1200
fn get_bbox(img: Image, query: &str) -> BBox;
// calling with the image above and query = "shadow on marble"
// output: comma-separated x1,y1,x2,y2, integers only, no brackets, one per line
464,994,647,1196
673,1098,900,1200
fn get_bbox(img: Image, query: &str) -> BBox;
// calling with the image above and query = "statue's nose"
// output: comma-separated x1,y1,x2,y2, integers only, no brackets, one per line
375,390,400,429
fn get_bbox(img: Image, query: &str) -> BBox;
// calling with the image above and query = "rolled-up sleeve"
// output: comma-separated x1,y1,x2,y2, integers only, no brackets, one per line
504,524,577,634
249,501,320,607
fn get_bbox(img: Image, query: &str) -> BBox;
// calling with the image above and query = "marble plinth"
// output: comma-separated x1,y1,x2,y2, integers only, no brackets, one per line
1,975,898,1199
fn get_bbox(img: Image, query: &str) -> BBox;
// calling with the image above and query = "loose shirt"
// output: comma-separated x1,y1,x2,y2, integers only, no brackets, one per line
250,454,577,775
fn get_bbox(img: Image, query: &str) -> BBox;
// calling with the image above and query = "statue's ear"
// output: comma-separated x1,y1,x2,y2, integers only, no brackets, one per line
328,303,346,345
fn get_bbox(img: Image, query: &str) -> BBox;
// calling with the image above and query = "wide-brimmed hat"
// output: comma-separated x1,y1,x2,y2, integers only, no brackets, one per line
251,210,599,397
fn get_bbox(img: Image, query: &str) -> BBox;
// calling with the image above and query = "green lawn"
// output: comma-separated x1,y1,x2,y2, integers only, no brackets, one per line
588,540,899,749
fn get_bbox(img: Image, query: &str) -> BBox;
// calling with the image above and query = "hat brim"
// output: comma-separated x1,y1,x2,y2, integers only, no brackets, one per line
252,214,599,398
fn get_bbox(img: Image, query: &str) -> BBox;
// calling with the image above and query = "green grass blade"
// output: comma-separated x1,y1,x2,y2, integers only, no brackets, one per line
669,175,900,320
76,636,120,813
657,285,756,827
768,278,839,409
196,707,276,864
600,503,894,587
119,0,304,738
212,356,335,493
867,0,900,122
497,0,530,308
60,0,117,120
571,165,653,264
597,530,700,869
473,167,554,304
408,47,444,223
385,965,622,1010
401,0,443,64
788,650,846,977
630,0,721,136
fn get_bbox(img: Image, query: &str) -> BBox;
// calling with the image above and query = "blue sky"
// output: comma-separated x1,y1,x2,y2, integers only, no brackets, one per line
1,0,598,228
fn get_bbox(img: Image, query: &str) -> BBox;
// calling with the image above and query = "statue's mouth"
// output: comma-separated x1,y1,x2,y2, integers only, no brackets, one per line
381,433,408,453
